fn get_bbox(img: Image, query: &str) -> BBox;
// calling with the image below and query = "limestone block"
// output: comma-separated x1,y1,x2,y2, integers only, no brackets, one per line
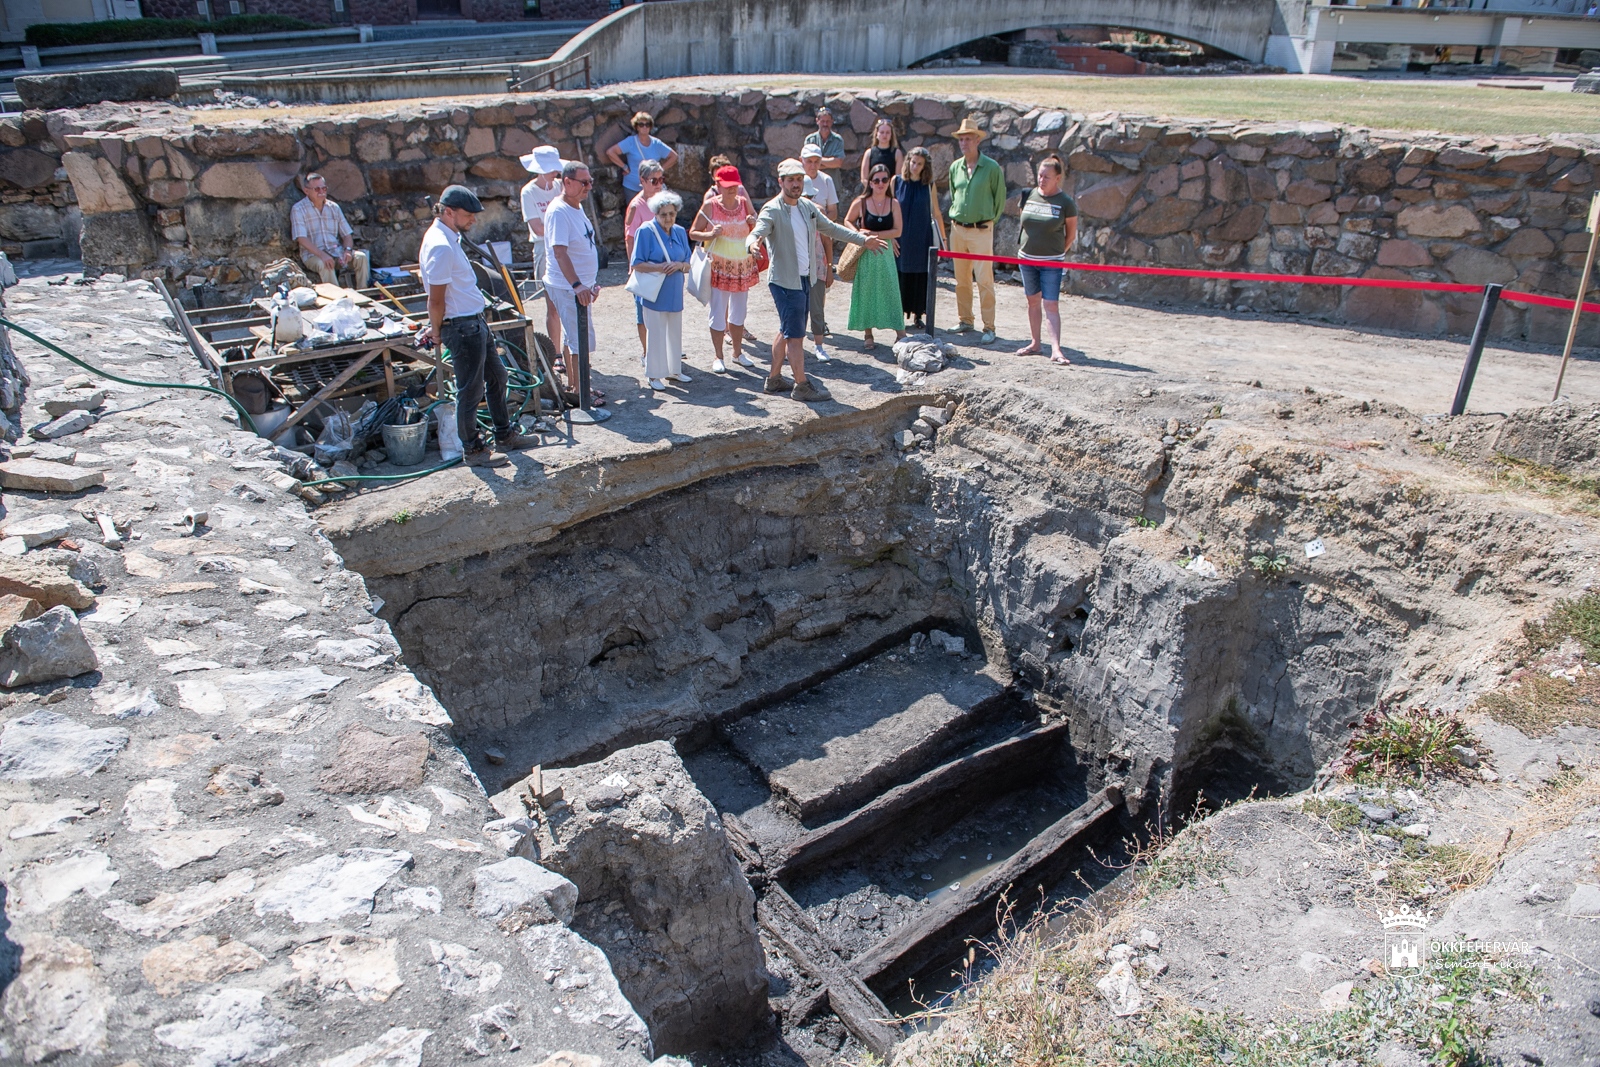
319,723,429,794
142,935,265,996
0,202,63,242
30,409,97,440
356,130,392,163
1444,247,1516,286
1435,147,1490,169
463,126,496,158
1208,203,1266,243
0,593,43,630
165,143,199,180
534,741,768,1054
917,405,950,426
1284,179,1332,205
1397,203,1479,238
0,604,98,686
473,857,578,926
1128,197,1201,237
15,69,177,110
0,709,127,779
253,848,413,924
1499,227,1555,257
469,157,526,182
1377,238,1431,267
1075,173,1142,219
153,988,294,1066
196,161,300,199
190,128,299,160
1,935,110,1062
0,147,58,189
43,390,106,417
762,122,810,160
79,210,155,268
61,152,137,215
0,513,71,548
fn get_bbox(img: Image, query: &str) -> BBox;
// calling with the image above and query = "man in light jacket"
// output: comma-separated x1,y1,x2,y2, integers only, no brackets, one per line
747,158,885,403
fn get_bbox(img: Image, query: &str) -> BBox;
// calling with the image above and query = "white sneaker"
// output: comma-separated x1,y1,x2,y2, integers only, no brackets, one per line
712,359,728,373
671,372,693,383
649,378,667,390
736,353,757,368
814,345,831,362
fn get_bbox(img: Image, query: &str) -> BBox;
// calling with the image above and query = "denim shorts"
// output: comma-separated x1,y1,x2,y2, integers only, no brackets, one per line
635,295,644,325
770,278,811,339
1020,262,1064,301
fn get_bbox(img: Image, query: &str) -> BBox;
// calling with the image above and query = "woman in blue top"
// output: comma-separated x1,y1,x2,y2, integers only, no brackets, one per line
629,190,693,391
606,112,679,195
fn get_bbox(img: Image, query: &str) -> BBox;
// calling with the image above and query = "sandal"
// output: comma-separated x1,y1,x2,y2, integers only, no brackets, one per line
1050,353,1072,366
1015,344,1043,356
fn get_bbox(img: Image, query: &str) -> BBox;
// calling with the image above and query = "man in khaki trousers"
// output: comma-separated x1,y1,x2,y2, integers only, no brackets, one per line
944,117,1006,345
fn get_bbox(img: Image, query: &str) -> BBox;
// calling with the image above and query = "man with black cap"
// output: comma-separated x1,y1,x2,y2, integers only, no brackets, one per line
415,184,534,467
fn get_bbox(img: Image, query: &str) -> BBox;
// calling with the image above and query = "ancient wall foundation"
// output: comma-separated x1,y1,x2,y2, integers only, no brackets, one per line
7,87,1598,340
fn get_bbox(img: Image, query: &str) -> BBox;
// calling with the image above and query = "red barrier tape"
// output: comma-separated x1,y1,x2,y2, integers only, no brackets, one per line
935,249,1600,315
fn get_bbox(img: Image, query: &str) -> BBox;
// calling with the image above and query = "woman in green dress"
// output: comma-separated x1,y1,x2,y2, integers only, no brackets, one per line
844,164,905,351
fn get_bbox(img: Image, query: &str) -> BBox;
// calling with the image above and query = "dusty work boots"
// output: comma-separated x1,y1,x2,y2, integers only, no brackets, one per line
495,431,539,451
790,378,831,403
763,374,789,394
463,447,508,468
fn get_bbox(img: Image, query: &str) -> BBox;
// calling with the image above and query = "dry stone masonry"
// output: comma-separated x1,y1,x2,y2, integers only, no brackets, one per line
5,87,1596,343
0,265,665,1067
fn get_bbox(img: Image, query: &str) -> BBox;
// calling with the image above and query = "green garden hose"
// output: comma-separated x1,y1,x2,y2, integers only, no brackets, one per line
0,315,260,434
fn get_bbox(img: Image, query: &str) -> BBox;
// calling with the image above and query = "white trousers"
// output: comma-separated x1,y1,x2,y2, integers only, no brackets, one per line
642,308,682,380
708,288,748,332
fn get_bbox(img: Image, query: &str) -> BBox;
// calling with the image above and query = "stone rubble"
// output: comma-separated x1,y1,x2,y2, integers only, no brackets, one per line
0,266,659,1067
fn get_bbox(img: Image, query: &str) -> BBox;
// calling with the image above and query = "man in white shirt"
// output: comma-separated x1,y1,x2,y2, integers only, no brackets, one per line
542,160,602,396
415,185,533,467
800,143,839,361
518,145,565,359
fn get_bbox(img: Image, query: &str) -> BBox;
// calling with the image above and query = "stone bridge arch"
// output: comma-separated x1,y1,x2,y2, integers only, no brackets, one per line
550,0,1281,84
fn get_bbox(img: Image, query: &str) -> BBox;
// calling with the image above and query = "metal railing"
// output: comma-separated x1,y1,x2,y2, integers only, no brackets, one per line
508,51,591,92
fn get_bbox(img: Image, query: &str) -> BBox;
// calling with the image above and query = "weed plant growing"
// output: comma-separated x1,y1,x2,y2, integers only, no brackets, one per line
1332,705,1481,782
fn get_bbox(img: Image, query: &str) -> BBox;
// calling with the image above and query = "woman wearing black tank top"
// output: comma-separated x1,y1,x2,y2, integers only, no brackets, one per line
844,164,906,349
859,118,903,193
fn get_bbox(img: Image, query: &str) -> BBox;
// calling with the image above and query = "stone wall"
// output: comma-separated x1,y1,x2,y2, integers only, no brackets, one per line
40,86,1600,342
0,111,81,261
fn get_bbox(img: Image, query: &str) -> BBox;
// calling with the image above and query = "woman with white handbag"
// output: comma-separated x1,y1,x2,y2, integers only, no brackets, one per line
628,191,694,391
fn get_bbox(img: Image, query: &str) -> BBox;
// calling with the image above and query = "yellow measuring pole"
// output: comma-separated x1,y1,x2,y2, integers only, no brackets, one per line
1553,191,1600,402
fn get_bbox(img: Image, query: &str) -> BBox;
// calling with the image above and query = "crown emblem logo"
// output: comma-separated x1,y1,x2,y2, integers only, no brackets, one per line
1380,905,1431,931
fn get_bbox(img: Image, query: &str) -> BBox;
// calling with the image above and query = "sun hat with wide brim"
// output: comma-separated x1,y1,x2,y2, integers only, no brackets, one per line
519,145,563,175
952,117,988,139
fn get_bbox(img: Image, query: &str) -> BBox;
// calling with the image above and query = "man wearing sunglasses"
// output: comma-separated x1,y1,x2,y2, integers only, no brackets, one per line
544,161,603,397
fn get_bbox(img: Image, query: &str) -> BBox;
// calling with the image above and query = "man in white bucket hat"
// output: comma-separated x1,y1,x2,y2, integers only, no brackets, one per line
519,144,565,355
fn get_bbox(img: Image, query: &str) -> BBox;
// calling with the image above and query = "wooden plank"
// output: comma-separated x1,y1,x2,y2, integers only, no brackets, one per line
161,280,226,376
278,346,385,433
314,282,373,305
774,723,1070,880
757,883,900,1059
851,787,1121,993
194,315,271,334
382,348,395,400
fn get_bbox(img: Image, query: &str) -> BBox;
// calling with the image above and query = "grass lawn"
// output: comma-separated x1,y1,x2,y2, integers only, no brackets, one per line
657,72,1600,138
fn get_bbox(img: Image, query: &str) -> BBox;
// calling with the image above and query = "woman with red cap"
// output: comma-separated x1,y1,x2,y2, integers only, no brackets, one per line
689,164,760,373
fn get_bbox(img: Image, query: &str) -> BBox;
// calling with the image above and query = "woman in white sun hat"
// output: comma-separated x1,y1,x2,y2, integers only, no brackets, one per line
519,144,565,358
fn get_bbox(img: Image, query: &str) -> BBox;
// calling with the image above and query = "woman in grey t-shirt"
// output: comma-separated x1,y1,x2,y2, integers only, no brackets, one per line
1016,154,1078,365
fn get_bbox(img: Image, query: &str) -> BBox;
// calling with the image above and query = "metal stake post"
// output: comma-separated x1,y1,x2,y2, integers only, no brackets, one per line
1451,283,1502,416
925,247,939,336
1553,192,1600,403
565,301,609,425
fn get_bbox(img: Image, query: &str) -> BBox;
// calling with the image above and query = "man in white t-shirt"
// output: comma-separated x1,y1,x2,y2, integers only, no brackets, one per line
800,143,839,360
518,145,565,359
542,160,602,396
415,185,534,467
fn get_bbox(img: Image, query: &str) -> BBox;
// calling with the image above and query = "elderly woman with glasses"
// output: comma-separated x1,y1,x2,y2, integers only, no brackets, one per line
629,190,694,392
624,159,668,361
843,163,905,350
689,164,759,373
606,111,678,196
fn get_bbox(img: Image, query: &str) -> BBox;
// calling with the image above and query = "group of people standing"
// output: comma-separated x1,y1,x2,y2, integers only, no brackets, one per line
503,104,1081,410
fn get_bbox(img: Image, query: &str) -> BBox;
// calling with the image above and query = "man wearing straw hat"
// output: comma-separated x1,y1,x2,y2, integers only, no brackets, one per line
519,145,566,351
945,116,1007,345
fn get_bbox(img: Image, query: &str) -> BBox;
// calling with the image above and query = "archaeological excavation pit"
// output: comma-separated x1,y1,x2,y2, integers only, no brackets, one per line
313,368,1525,1063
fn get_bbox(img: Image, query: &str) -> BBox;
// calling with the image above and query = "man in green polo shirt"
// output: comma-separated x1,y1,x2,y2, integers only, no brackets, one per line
945,117,1006,344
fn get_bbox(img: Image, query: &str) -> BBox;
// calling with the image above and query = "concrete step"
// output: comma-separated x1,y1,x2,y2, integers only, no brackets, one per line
724,641,1008,825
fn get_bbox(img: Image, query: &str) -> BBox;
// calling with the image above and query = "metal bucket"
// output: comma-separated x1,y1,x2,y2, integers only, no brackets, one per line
381,421,428,466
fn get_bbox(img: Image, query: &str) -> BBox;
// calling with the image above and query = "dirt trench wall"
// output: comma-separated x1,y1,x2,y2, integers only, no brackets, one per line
369,454,961,762
31,87,1600,342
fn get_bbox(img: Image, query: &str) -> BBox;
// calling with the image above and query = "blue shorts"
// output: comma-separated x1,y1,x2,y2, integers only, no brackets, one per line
1020,263,1064,302
635,296,644,325
771,278,810,340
